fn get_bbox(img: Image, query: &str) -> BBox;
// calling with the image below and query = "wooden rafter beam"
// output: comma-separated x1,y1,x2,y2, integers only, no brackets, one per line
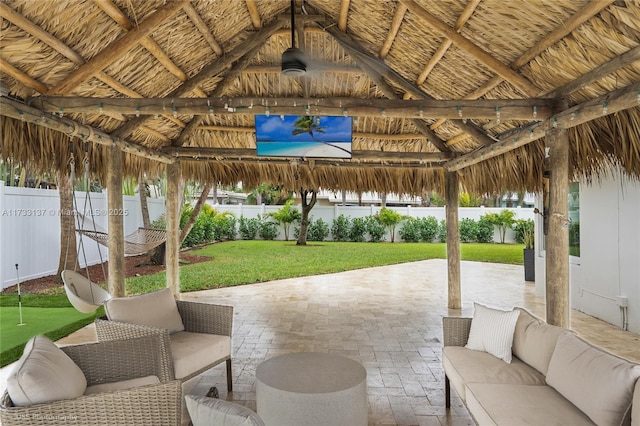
380,3,407,59
163,147,454,163
0,59,49,94
49,0,189,95
338,0,350,32
400,0,540,97
445,82,640,171
181,157,439,169
33,97,553,120
245,0,262,29
110,19,285,139
0,96,175,164
183,4,224,57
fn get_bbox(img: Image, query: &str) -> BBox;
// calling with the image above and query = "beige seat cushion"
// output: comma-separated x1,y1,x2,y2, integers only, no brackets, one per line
84,375,160,395
512,308,572,376
465,383,595,426
185,395,265,426
442,346,545,402
546,333,640,426
170,332,231,379
7,336,87,407
105,288,185,333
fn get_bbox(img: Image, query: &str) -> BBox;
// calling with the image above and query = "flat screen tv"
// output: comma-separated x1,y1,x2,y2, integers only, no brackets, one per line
255,115,352,159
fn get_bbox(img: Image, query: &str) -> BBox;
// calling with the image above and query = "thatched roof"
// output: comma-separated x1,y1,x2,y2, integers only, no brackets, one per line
1,0,639,195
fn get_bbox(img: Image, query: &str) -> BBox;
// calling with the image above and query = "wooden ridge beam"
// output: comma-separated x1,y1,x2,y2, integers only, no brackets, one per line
33,96,553,120
445,82,640,171
163,147,454,162
400,0,539,97
49,0,189,95
0,96,175,164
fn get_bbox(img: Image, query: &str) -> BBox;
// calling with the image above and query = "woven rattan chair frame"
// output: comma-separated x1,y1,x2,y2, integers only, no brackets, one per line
95,300,234,391
0,335,181,426
442,316,473,408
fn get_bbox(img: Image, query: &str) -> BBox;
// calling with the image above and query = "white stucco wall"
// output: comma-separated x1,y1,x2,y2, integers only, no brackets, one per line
535,169,640,333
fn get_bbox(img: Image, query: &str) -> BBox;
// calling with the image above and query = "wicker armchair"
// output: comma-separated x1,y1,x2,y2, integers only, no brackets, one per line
0,335,182,426
95,300,234,391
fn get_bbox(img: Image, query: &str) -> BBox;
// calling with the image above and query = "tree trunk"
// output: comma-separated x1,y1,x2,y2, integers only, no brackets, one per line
55,170,77,283
296,189,317,246
139,172,151,228
180,181,213,245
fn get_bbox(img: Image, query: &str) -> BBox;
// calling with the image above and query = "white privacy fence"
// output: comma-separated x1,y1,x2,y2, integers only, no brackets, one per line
0,182,165,290
0,181,533,290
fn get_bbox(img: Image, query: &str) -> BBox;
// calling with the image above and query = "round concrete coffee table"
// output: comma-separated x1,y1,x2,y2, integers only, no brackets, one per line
255,352,367,426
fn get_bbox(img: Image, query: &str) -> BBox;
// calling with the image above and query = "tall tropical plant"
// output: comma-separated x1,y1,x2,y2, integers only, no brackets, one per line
269,200,301,241
374,207,404,243
296,189,317,246
484,209,517,243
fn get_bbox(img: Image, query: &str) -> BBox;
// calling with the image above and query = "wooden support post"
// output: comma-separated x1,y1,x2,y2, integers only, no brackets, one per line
545,128,570,327
166,161,181,298
445,171,461,309
106,146,125,297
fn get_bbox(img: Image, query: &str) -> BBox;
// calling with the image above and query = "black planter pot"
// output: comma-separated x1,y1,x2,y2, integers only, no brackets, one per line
524,248,535,281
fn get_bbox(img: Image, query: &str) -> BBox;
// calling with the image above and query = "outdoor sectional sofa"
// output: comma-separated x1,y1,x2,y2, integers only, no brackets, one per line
442,305,640,426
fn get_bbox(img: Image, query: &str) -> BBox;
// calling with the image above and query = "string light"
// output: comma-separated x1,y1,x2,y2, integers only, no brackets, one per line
172,106,178,118
58,107,64,117
305,104,310,115
265,106,270,117
571,109,578,121
495,107,500,124
18,110,24,121
529,129,534,139
532,106,537,119
419,106,424,118
456,106,462,118
552,117,558,128
98,103,104,114
341,107,347,117
249,99,254,109
602,102,608,115
293,100,297,107
135,106,140,118
381,108,386,117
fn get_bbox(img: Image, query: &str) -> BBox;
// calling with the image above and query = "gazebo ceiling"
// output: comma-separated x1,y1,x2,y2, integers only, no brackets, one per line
1,0,639,195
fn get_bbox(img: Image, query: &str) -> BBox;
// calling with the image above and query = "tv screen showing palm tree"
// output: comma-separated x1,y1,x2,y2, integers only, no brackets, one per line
255,115,352,159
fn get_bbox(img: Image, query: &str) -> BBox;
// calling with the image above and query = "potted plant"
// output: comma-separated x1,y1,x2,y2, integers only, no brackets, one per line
514,219,535,281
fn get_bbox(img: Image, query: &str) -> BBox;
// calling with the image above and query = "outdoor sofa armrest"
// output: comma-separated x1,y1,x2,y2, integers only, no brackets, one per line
94,319,174,381
62,334,173,384
176,300,233,337
442,317,472,347
0,380,181,426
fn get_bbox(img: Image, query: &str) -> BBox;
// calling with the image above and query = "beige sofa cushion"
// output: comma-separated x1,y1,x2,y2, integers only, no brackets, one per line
7,336,87,406
465,383,595,426
105,288,185,333
465,303,520,363
442,346,545,401
512,308,571,376
546,333,640,426
84,375,160,395
632,379,640,426
185,395,265,426
170,332,231,379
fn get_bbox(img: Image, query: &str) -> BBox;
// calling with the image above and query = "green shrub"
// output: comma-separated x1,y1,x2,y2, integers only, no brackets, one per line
331,214,351,242
238,216,260,240
513,219,534,245
258,215,278,240
476,216,495,243
399,218,421,242
419,216,439,242
348,217,366,242
151,215,166,230
213,215,236,241
459,218,477,243
365,216,386,242
569,221,580,249
437,219,447,242
308,218,330,241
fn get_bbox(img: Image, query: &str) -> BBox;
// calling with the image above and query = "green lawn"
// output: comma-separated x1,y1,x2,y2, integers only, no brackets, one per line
1,241,524,366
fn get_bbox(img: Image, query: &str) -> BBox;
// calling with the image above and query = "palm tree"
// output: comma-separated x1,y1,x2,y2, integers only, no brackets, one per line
291,116,351,156
296,189,317,246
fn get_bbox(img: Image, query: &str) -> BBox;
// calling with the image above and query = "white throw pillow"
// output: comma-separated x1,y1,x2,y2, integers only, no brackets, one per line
7,335,87,406
105,288,185,333
465,303,520,363
185,395,265,426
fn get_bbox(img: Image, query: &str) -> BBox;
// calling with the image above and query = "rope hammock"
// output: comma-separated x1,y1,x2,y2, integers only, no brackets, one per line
76,213,167,256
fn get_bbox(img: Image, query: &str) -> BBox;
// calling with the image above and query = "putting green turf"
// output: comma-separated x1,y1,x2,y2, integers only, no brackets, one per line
0,307,94,351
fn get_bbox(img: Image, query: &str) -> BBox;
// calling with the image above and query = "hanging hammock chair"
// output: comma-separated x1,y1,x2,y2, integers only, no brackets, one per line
62,270,111,314
75,213,167,256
